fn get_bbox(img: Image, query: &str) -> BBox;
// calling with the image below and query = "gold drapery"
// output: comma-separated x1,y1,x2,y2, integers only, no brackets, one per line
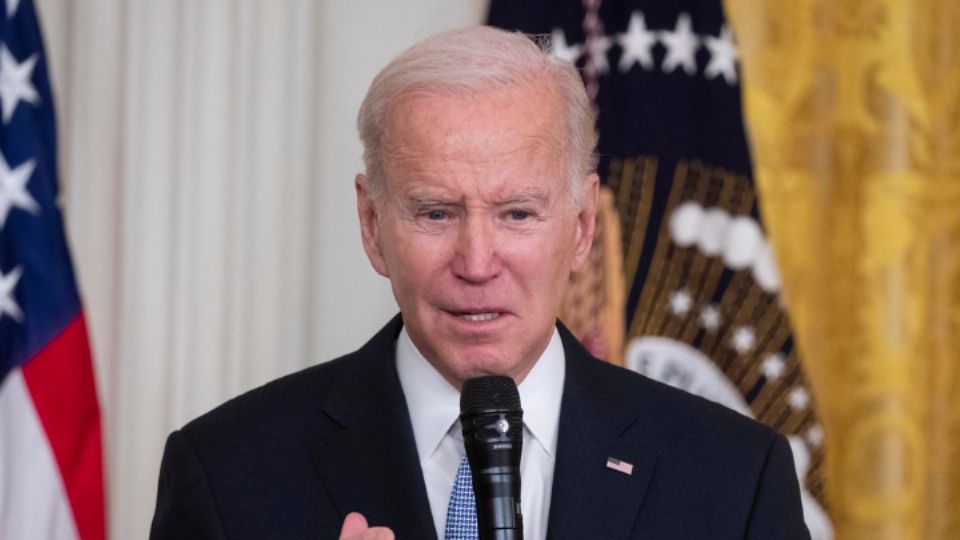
727,0,960,537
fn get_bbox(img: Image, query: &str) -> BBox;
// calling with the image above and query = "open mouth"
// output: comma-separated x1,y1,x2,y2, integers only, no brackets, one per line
444,307,507,323
458,312,501,322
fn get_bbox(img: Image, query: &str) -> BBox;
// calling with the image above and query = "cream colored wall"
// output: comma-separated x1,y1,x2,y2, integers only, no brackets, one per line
33,1,487,537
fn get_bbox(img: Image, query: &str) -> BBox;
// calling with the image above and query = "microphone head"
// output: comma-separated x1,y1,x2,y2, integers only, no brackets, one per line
459,374,523,451
460,375,522,415
459,375,525,538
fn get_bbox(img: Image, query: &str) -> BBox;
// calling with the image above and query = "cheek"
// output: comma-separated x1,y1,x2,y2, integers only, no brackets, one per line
542,232,581,296
535,226,579,267
505,233,574,288
381,231,452,296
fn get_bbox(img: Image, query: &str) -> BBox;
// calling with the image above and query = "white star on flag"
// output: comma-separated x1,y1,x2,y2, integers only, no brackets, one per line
6,0,20,18
704,25,739,84
585,34,612,74
0,264,24,321
761,353,786,381
699,304,722,331
731,325,755,353
668,289,693,316
617,12,658,72
0,44,39,123
550,28,582,64
660,13,699,76
788,387,810,410
0,149,39,227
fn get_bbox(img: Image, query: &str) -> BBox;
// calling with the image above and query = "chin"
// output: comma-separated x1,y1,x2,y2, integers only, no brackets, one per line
455,350,528,382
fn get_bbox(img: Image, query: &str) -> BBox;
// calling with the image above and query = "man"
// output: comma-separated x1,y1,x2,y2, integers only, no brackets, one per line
151,26,808,539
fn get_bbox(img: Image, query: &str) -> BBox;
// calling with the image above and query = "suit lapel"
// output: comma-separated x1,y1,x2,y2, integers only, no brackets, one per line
308,318,658,540
310,316,438,540
546,325,659,540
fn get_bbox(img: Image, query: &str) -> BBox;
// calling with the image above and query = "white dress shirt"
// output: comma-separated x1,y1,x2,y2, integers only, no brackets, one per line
396,327,565,540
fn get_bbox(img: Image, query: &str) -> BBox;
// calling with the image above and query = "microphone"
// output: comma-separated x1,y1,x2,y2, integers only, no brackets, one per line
459,375,524,540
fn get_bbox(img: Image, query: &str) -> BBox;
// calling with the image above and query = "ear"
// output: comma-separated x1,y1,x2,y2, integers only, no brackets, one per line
571,173,599,272
356,174,390,277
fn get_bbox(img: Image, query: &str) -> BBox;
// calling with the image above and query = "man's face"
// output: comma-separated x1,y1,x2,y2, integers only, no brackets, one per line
357,83,597,389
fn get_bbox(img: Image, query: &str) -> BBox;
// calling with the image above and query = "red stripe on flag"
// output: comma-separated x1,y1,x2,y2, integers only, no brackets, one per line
21,314,106,540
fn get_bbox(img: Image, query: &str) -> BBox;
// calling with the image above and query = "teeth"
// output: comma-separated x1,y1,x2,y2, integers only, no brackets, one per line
461,312,499,322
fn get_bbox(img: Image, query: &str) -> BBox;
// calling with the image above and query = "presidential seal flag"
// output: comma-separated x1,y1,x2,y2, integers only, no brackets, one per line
489,1,831,537
0,0,106,538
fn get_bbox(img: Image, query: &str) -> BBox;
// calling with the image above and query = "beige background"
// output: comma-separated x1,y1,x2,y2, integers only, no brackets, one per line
35,1,487,537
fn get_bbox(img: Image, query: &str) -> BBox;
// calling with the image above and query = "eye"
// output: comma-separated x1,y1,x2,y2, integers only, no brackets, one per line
426,210,448,221
509,210,531,221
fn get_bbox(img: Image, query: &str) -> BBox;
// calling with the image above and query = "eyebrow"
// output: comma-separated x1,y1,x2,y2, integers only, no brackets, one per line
495,189,549,206
404,187,550,207
405,191,459,206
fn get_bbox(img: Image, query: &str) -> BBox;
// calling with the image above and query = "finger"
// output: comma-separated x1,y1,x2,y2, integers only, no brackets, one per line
368,527,395,540
342,526,394,540
339,512,369,539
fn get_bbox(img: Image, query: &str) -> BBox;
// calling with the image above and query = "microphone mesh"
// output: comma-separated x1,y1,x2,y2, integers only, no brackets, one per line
460,375,521,414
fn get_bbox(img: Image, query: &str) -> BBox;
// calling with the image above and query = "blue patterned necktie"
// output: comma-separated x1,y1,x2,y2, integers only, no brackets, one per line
444,454,479,540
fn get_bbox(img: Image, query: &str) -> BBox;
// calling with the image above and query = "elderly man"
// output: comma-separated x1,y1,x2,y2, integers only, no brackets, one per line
151,26,808,540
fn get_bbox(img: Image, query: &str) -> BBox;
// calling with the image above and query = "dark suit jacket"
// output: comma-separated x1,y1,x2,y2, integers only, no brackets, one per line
150,315,809,539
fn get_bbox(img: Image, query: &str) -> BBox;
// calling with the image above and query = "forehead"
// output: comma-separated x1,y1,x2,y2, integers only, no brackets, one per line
382,83,566,173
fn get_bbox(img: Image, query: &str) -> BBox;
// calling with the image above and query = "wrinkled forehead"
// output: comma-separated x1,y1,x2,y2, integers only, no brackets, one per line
381,83,568,168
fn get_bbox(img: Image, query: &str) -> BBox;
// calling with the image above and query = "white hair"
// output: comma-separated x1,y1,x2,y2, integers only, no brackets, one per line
357,26,597,207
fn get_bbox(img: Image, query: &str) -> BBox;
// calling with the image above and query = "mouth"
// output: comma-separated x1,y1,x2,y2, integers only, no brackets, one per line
444,308,509,324
457,312,501,322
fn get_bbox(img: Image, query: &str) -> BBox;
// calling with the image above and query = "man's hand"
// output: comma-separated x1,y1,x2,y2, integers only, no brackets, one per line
338,512,395,540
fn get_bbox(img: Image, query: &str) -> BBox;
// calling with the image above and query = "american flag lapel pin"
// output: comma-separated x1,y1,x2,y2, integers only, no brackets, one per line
606,457,634,476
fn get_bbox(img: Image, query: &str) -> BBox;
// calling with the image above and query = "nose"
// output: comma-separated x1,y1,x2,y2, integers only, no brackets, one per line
452,215,501,284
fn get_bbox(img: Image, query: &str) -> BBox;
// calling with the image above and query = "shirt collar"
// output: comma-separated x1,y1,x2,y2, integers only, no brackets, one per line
396,328,461,464
396,326,566,463
517,329,565,457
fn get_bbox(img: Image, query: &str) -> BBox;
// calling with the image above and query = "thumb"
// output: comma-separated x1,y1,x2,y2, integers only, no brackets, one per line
339,512,369,538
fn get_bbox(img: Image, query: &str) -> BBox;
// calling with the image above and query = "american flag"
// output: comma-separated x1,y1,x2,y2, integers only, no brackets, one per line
0,0,105,538
605,457,634,476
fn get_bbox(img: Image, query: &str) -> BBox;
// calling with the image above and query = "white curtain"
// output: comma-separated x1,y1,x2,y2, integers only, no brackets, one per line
34,1,487,537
